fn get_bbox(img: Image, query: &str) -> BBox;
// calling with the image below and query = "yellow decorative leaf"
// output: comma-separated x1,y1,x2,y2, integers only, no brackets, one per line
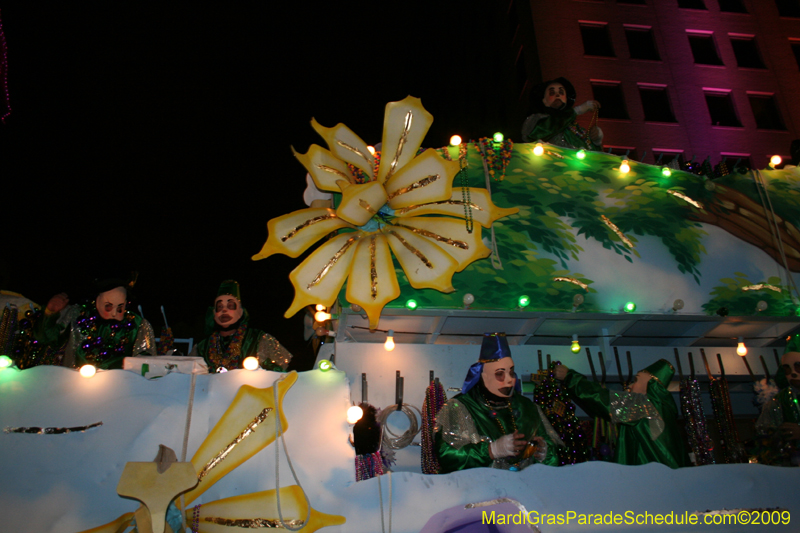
311,118,374,179
252,208,354,260
384,225,458,293
378,96,433,184
392,217,489,272
336,181,388,226
284,232,362,318
292,144,353,192
346,234,401,330
393,187,518,228
385,148,457,208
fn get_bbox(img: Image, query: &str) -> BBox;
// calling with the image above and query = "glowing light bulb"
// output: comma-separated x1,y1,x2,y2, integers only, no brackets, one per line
518,295,531,308
367,145,376,155
450,135,462,146
0,355,12,370
770,155,782,168
493,132,504,143
661,166,671,177
624,301,636,313
384,330,395,351
571,334,581,354
620,160,630,173
243,356,259,370
79,364,97,378
405,299,418,310
318,359,332,372
315,304,325,311
533,143,544,156
737,338,747,356
463,293,475,307
576,149,586,160
347,405,364,424
315,310,332,322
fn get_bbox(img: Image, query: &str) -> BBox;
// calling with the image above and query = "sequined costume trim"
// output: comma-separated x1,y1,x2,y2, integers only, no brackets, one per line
609,391,664,440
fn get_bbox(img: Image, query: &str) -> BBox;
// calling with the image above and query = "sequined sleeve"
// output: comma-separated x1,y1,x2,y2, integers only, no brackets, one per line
133,319,157,356
755,397,784,433
434,398,492,472
256,333,293,370
608,390,665,440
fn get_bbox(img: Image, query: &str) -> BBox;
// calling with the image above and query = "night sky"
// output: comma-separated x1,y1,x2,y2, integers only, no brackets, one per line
1,3,520,369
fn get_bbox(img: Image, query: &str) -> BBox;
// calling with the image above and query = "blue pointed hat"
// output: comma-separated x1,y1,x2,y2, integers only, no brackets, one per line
462,333,522,394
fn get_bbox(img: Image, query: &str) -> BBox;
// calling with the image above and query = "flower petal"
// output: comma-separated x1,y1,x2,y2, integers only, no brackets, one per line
292,144,354,192
251,207,354,260
377,96,433,184
336,181,389,226
284,232,362,318
346,234,401,330
385,148,458,209
393,187,519,228
311,118,374,180
384,225,458,293
391,217,490,272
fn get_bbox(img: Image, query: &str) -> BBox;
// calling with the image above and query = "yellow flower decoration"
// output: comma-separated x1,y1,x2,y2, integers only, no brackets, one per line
252,96,518,329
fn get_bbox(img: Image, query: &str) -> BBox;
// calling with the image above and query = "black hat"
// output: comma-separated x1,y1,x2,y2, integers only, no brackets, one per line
529,77,577,114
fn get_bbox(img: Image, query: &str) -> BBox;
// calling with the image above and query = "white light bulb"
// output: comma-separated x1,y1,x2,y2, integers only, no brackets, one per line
79,364,97,378
347,405,364,424
384,330,395,351
243,356,259,370
737,338,747,356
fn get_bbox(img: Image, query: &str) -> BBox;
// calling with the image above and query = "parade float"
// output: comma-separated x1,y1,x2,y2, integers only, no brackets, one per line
2,97,800,532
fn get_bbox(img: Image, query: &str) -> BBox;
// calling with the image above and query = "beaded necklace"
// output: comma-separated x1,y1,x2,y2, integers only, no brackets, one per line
207,322,247,371
74,304,137,364
481,392,518,435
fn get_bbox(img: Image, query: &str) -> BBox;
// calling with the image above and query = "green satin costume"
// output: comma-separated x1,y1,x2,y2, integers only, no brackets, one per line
193,323,291,373
35,304,155,370
435,385,559,473
563,368,688,468
522,112,601,151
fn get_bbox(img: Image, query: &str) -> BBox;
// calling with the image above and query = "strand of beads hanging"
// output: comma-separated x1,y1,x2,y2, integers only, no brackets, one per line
679,378,715,465
709,377,746,463
460,157,474,234
476,137,514,181
533,361,589,465
421,379,446,474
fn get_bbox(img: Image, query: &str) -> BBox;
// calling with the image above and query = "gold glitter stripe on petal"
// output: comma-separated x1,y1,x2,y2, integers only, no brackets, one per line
358,199,378,215
386,230,433,268
369,236,378,300
600,215,633,248
553,277,589,290
666,189,704,209
197,408,272,481
316,164,350,181
385,111,412,182
281,214,337,242
392,224,468,250
394,200,485,216
203,517,305,528
387,174,440,201
742,284,782,293
307,236,360,289
336,140,371,166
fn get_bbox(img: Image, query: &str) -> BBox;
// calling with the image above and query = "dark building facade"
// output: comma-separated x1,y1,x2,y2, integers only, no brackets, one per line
512,0,800,169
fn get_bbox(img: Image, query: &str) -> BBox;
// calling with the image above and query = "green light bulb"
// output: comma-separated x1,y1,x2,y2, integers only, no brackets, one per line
405,299,418,310
662,166,671,177
493,132,504,143
318,359,332,372
0,355,12,369
576,149,586,160
624,301,636,313
518,295,531,308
